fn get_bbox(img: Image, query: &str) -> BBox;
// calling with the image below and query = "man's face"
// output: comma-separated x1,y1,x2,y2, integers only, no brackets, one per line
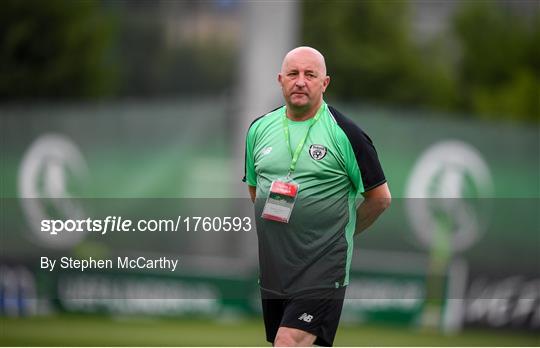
278,50,330,112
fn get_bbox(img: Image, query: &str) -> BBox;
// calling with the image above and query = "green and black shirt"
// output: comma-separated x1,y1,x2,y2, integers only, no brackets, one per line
244,102,386,296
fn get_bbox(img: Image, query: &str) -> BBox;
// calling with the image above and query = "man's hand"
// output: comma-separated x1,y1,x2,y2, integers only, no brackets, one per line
355,182,391,236
248,185,256,203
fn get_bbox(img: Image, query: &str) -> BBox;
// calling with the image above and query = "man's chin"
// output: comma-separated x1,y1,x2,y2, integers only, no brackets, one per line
289,98,310,108
288,104,310,113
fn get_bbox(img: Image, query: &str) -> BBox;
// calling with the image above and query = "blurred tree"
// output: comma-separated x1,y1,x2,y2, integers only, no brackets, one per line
0,0,116,99
301,0,457,111
0,0,237,100
114,16,236,97
453,1,539,122
106,2,237,97
301,0,539,123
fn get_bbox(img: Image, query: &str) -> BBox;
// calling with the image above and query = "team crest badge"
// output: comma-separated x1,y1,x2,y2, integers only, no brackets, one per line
309,144,327,160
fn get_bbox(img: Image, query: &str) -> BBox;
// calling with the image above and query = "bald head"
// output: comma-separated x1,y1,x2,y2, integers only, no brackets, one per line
281,46,327,76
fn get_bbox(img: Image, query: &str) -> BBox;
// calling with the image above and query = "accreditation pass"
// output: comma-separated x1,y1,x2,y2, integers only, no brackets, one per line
261,178,299,223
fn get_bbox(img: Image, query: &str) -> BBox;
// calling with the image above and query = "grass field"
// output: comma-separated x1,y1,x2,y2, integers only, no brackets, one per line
1,314,538,346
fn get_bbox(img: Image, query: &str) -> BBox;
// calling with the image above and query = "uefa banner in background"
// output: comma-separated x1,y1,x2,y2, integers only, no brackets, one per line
1,101,538,332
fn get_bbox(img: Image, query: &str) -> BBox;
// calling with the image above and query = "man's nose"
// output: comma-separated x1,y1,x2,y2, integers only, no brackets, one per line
295,75,306,87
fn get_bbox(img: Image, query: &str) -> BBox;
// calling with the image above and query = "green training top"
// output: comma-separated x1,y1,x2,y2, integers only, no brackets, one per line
244,102,386,297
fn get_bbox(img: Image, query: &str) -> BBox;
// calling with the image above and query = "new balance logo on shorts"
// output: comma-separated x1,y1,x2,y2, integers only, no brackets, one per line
298,313,314,323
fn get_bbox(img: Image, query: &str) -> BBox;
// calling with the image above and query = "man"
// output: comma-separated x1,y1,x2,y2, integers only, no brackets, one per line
243,46,391,347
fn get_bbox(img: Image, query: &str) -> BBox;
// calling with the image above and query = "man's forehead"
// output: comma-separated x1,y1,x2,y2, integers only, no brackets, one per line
283,60,319,71
282,51,325,73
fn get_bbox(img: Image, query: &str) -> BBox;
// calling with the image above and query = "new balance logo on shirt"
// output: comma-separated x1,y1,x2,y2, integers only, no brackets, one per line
298,313,314,323
260,146,273,156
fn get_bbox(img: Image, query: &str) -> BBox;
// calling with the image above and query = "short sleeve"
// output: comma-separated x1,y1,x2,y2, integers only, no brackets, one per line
330,106,386,193
243,123,257,186
347,127,386,192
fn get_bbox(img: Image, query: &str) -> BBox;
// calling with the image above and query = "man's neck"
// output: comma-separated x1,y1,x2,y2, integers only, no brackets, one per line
286,100,323,121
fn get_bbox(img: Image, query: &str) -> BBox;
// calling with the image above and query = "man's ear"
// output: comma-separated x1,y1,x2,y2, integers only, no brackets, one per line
277,73,283,85
322,76,330,92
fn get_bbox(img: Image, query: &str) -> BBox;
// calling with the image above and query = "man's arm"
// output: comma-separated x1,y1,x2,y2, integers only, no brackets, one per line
355,182,391,236
248,185,256,203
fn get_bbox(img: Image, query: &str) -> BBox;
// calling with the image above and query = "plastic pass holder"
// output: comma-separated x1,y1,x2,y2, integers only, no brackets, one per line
261,177,299,223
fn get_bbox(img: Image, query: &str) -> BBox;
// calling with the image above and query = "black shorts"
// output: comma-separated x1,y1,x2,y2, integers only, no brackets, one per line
260,287,346,347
